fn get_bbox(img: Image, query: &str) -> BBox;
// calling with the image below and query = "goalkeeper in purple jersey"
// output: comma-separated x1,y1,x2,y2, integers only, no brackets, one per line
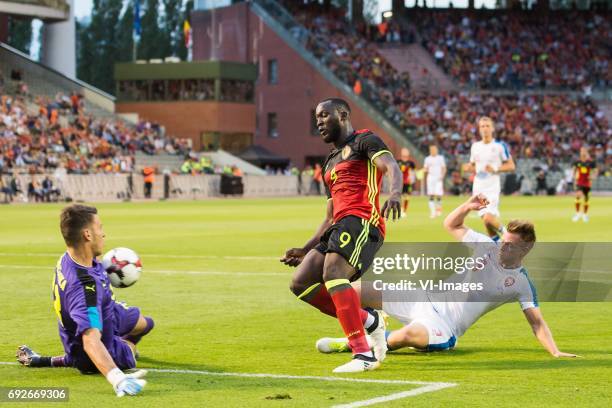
16,205,155,397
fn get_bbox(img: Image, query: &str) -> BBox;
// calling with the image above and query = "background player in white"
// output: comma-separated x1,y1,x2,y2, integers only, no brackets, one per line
317,195,578,358
465,117,515,240
423,145,446,218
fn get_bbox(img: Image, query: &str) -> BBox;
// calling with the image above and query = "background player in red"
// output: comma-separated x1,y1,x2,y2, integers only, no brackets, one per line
397,147,416,218
281,98,402,373
572,147,597,223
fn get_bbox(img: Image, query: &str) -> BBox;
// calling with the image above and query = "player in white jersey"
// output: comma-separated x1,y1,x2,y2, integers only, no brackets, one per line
466,117,515,240
316,195,577,358
423,145,446,218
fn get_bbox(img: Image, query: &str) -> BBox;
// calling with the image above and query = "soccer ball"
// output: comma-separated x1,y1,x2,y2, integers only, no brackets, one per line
101,247,142,288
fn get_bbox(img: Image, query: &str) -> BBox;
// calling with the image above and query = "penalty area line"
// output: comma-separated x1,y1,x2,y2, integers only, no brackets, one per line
146,367,458,407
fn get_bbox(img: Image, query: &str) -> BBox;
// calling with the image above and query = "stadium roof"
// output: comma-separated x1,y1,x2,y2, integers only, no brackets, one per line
0,0,69,21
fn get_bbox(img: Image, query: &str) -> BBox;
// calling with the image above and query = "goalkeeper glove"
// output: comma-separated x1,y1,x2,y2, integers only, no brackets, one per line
106,368,147,397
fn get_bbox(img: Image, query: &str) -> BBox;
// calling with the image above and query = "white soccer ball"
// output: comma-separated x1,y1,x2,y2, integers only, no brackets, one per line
101,247,142,288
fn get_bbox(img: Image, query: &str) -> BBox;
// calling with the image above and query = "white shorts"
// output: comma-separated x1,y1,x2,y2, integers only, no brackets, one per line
382,299,457,351
427,178,444,197
473,190,500,217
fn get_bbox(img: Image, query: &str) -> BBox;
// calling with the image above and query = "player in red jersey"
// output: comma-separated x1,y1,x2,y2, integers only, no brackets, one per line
572,147,597,223
397,148,416,218
281,98,402,373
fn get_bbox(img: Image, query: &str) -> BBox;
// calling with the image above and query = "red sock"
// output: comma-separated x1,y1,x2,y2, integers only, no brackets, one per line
298,283,369,323
575,199,580,212
326,280,370,355
298,283,336,317
403,199,408,212
584,203,589,214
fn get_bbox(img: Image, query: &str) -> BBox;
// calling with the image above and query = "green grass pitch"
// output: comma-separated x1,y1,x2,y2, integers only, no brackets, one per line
0,195,611,407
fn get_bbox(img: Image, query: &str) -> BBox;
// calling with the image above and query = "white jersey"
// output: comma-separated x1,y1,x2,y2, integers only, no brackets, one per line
428,229,538,337
470,140,510,194
424,154,446,180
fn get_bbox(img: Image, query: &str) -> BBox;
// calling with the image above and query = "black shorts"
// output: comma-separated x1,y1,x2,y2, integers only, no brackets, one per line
315,215,383,281
402,183,412,194
578,185,591,197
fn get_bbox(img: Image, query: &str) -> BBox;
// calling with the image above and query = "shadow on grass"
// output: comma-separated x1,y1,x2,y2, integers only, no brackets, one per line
137,356,223,373
386,347,609,370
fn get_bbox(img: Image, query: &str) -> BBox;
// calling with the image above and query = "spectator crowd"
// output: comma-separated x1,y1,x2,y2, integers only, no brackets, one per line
0,87,192,176
281,2,610,172
415,10,610,90
400,91,611,172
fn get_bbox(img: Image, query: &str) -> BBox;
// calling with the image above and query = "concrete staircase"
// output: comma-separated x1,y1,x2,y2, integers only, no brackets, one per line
378,44,456,93
1,43,117,119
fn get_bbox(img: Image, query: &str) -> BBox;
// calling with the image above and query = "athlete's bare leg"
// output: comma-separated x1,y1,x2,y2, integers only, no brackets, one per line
289,249,326,296
386,323,429,350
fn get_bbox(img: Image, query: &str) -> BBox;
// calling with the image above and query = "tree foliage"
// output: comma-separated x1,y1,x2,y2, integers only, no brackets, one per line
7,17,32,54
77,0,193,94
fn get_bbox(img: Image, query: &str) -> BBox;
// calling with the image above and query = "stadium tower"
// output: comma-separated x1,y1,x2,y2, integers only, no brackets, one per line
0,0,75,77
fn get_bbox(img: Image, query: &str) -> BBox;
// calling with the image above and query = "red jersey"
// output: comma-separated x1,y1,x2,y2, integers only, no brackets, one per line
397,159,415,185
323,129,391,237
573,160,595,187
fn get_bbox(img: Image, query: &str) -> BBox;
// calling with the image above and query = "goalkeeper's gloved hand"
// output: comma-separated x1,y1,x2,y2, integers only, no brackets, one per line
106,368,147,397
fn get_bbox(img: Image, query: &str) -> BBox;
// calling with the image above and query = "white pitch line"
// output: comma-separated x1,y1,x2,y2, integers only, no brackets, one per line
333,383,456,408
0,362,457,406
145,367,449,385
0,264,285,278
0,252,278,261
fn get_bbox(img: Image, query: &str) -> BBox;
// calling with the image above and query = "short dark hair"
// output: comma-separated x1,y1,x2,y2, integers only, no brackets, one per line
319,98,351,114
60,205,98,247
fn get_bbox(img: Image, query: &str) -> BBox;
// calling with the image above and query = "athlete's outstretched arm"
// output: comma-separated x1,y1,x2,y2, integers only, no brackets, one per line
373,153,402,220
82,328,122,376
82,329,147,395
281,199,333,267
522,307,579,358
443,194,489,241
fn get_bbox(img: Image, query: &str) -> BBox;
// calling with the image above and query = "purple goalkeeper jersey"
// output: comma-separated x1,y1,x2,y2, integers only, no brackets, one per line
52,252,116,361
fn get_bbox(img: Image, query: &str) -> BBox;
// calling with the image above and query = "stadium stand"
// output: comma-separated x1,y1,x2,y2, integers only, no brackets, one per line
0,88,189,175
1,2,610,201
269,0,610,190
412,10,611,90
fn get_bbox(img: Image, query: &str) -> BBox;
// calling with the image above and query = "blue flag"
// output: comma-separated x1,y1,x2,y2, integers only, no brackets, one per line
133,0,142,39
